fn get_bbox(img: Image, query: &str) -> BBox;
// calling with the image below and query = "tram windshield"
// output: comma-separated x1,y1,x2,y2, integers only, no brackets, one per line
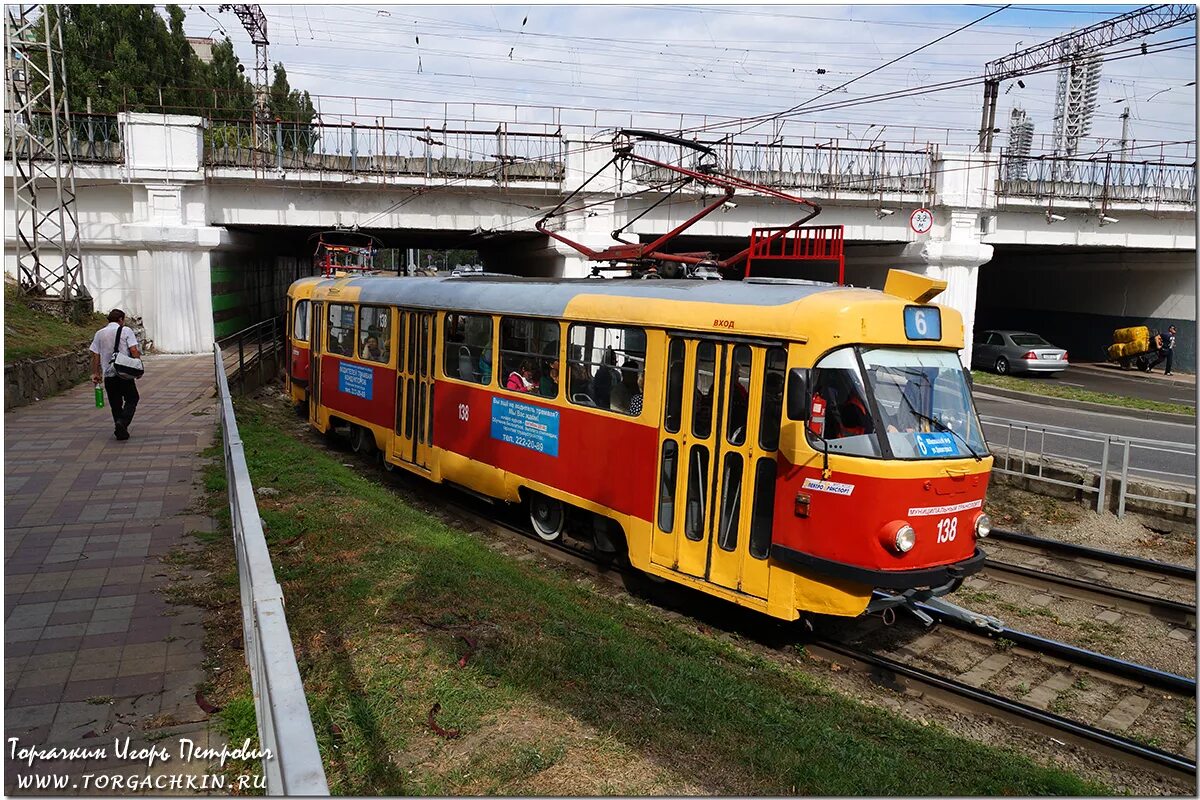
807,347,988,460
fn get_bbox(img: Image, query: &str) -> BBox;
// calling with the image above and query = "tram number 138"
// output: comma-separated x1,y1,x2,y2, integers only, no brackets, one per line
457,403,470,422
935,516,958,543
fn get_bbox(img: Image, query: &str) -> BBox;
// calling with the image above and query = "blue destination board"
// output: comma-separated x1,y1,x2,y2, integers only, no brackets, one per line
903,306,941,341
914,432,959,458
338,361,374,400
491,397,560,457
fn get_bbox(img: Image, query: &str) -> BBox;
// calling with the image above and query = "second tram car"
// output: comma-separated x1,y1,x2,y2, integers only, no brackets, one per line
286,269,993,620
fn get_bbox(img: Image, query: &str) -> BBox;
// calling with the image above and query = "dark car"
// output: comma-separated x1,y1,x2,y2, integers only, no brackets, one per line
972,330,1069,375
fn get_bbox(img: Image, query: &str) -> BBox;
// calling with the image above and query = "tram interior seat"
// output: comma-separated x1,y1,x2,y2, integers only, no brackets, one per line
457,346,476,382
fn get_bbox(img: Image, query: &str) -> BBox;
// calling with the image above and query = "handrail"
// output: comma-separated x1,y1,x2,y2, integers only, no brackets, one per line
213,344,329,796
218,317,284,394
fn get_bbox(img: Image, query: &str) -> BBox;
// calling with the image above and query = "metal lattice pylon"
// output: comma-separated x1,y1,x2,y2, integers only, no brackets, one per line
219,5,269,158
1051,53,1101,157
5,4,87,300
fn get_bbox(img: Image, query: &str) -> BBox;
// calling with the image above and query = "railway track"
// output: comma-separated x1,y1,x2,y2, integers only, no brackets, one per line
981,528,1196,629
310,430,1197,786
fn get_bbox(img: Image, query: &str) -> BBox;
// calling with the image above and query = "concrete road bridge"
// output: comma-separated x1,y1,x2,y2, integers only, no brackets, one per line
4,110,1195,368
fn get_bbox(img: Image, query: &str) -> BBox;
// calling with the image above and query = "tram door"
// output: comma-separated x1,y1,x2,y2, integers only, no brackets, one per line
308,301,325,426
392,310,436,470
651,337,788,600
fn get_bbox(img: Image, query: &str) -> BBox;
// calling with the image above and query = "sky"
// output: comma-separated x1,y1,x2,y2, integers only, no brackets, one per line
180,3,1197,157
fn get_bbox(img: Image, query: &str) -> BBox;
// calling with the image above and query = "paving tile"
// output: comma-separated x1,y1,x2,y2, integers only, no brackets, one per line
5,356,223,789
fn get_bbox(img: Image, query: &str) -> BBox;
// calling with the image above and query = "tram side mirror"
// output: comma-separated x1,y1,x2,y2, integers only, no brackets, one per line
786,368,810,421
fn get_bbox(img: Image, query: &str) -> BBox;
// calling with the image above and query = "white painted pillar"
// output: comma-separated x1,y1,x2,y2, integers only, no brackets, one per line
118,113,223,352
911,152,998,366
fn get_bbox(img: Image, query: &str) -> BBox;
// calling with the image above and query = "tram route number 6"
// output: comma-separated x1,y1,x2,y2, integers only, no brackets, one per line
936,516,958,543
457,403,470,422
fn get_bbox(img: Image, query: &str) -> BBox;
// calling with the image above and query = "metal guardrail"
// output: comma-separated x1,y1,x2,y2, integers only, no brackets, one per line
214,344,330,796
217,317,284,394
633,139,936,197
980,414,1196,518
996,150,1196,207
205,118,567,182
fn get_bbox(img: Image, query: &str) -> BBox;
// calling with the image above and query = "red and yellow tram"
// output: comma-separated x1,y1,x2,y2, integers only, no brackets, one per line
285,269,993,620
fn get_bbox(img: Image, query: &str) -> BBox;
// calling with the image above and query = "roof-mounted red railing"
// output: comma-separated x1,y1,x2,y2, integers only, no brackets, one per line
746,225,844,284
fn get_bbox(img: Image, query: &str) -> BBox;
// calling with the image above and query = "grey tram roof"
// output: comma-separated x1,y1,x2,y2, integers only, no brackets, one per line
333,275,860,318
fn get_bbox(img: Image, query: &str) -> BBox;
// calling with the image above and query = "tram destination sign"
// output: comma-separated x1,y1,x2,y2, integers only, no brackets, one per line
490,397,560,457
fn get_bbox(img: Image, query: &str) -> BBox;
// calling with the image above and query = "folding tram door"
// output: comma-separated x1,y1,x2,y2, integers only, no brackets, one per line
391,309,437,471
651,336,788,600
308,302,324,425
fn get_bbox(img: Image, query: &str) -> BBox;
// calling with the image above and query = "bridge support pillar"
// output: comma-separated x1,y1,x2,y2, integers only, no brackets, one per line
897,210,994,367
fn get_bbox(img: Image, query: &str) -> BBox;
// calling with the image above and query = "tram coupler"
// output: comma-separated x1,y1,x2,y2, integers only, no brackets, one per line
867,589,1003,633
918,596,1004,633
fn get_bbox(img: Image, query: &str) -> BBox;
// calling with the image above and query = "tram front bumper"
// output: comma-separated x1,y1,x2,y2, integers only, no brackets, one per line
770,545,987,591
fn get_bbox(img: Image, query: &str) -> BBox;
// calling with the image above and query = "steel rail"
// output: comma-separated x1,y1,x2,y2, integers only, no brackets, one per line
908,598,1196,695
807,638,1196,781
981,559,1196,629
989,528,1196,580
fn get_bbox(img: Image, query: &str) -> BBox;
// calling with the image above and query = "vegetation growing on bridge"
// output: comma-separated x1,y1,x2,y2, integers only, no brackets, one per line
188,392,1105,796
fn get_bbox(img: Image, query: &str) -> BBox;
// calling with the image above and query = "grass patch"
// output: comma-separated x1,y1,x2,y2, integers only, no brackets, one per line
3,282,108,364
972,370,1194,416
197,393,1108,796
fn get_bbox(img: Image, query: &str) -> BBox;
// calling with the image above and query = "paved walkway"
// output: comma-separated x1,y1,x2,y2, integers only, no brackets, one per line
5,355,228,794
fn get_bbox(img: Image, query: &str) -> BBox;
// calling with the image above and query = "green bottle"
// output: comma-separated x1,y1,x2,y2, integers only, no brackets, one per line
94,383,104,408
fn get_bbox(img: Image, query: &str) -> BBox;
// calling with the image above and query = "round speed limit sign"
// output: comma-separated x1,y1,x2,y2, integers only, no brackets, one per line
910,208,934,234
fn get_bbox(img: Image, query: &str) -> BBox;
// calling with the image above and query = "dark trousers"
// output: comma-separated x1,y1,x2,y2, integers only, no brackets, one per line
1165,349,1174,373
104,376,139,428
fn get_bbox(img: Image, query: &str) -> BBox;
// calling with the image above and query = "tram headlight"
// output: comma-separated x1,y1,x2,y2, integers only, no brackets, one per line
878,521,917,555
974,513,992,539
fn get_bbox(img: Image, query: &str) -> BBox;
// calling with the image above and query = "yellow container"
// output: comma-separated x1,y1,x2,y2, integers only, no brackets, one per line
1113,326,1149,345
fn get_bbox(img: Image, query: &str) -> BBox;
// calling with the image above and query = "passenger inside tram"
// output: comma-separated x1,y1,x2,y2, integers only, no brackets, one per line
361,335,385,362
506,360,536,393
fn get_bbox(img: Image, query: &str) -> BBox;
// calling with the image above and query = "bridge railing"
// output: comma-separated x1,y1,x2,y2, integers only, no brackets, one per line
631,138,936,197
205,117,568,182
5,112,123,163
996,150,1197,207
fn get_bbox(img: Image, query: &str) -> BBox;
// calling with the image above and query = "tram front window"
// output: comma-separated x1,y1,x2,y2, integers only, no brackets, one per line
807,347,988,460
861,347,987,460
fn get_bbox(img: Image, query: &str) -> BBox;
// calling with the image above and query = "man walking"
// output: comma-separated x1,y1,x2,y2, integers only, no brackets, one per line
1163,325,1177,376
89,309,142,440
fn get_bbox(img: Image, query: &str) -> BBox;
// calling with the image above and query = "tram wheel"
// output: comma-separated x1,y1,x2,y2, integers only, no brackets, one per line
350,425,375,455
380,453,397,473
528,493,566,542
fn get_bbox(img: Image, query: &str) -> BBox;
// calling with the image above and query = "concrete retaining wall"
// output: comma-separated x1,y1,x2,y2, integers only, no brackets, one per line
5,351,92,411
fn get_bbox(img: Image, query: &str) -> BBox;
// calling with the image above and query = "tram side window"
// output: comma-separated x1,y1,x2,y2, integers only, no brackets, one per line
758,348,787,452
358,306,392,363
327,304,355,356
292,300,310,342
500,317,560,397
567,324,647,415
807,348,881,457
444,312,494,385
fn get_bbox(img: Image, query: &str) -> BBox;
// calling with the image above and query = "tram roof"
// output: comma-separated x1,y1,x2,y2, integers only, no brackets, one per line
328,275,854,319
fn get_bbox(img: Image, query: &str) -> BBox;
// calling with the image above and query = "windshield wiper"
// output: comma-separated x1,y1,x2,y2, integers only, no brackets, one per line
888,370,983,462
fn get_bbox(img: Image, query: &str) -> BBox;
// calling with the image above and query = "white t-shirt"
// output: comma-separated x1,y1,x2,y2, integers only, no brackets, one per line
89,322,140,378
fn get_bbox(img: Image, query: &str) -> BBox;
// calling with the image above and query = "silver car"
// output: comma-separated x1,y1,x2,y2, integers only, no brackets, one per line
972,330,1069,375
